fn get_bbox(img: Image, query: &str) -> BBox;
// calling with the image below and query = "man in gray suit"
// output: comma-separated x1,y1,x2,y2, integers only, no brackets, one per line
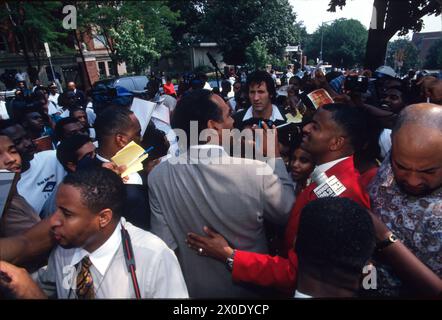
149,89,295,298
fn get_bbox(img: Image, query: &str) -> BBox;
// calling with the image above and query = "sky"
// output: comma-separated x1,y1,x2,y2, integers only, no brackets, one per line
290,0,442,38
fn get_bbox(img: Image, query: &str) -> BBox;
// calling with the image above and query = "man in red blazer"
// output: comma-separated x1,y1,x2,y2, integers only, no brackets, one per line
187,103,371,295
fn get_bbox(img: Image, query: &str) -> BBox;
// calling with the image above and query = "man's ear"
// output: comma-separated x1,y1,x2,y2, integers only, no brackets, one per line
207,119,219,130
66,161,76,173
330,136,345,152
97,208,113,229
115,133,126,149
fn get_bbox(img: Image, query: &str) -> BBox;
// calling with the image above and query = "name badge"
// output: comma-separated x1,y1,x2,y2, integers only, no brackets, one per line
313,175,346,198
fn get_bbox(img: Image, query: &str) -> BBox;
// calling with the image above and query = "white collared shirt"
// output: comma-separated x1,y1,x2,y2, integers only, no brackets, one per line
69,222,122,277
314,157,350,175
242,104,285,122
96,153,143,185
294,290,313,299
36,218,188,299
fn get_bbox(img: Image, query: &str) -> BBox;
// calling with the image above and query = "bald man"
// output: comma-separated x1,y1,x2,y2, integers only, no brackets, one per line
66,81,86,108
368,103,442,297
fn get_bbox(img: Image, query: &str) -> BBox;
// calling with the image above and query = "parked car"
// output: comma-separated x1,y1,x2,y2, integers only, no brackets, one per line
92,75,149,95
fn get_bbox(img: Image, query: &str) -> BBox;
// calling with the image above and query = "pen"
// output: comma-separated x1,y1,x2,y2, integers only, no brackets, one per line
276,122,291,129
124,146,155,172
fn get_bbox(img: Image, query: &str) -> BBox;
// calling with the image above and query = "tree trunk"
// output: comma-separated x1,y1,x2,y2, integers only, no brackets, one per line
363,0,394,71
110,54,120,77
364,29,392,71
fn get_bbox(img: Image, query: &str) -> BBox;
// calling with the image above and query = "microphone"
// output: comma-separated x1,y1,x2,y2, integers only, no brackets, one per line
311,169,346,198
206,52,218,67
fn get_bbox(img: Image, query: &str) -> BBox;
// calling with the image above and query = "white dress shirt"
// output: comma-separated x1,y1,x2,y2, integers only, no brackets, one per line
242,104,285,122
36,218,188,299
314,157,350,174
294,290,313,299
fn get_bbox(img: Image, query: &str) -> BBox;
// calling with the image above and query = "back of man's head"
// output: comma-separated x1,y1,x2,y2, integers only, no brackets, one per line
0,119,18,134
57,134,92,172
62,166,125,220
171,89,222,149
94,106,134,143
295,197,375,281
322,103,369,153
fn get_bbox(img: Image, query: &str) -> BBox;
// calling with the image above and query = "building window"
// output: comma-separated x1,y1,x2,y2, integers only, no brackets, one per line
107,61,115,76
93,34,107,49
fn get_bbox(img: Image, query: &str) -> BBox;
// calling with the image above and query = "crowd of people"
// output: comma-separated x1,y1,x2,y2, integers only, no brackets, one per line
0,61,441,299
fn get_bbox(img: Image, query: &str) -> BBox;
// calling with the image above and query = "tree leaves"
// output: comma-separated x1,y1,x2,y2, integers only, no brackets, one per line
303,19,368,68
195,0,300,65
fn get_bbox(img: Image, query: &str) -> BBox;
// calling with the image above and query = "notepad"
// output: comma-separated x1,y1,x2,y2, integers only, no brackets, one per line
111,141,150,177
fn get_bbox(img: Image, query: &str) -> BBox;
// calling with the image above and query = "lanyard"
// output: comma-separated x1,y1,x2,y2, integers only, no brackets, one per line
121,224,142,299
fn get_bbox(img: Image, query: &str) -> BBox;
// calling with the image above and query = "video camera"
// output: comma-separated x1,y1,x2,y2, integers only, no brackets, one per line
344,75,369,93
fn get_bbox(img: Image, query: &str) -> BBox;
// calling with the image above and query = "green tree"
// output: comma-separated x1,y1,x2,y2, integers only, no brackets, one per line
304,19,368,68
109,20,160,74
386,38,421,75
328,0,442,71
77,1,180,76
245,38,270,70
1,1,70,82
424,39,442,69
196,0,300,65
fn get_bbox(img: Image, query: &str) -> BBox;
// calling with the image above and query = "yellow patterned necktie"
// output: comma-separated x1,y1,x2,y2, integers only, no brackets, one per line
76,256,95,299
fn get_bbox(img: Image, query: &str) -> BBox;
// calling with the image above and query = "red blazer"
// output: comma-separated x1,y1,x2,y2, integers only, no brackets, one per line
359,166,379,191
232,156,371,294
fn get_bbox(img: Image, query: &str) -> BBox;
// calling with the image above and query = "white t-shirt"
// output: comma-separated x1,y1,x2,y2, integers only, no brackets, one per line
48,93,59,105
17,150,66,215
0,100,9,120
48,100,61,115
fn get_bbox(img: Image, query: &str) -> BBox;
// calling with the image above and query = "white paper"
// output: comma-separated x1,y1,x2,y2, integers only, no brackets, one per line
130,97,156,137
152,103,170,125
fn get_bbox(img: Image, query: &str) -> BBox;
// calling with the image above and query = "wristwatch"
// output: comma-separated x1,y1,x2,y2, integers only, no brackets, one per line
226,250,236,271
376,233,398,252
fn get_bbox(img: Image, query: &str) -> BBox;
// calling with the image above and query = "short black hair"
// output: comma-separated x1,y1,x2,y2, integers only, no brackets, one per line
17,103,44,124
0,119,19,133
295,197,375,276
57,134,92,172
94,106,134,143
54,117,81,141
69,106,86,115
171,89,222,149
62,166,126,219
322,103,369,153
246,70,276,101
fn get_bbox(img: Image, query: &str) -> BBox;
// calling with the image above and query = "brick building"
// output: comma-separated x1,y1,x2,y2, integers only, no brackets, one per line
0,18,126,91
